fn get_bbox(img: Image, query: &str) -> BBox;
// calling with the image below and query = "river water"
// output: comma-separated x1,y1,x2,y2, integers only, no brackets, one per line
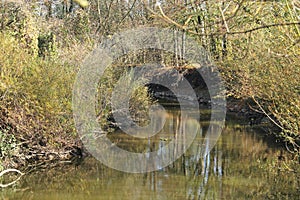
1,106,299,199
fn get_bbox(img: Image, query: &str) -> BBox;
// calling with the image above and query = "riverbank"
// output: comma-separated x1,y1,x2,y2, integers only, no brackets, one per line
0,95,284,170
0,61,297,170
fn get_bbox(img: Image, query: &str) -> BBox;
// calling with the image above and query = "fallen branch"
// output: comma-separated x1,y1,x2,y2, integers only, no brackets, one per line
0,169,24,188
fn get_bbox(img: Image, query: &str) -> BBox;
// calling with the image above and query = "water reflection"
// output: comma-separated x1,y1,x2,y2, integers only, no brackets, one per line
1,108,299,200
106,108,224,174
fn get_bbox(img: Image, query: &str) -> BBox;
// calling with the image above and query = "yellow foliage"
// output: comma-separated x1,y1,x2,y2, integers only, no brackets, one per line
74,0,89,8
0,33,76,139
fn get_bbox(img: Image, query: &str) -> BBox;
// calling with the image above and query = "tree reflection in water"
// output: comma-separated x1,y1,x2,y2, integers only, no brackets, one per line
140,108,225,199
2,108,299,200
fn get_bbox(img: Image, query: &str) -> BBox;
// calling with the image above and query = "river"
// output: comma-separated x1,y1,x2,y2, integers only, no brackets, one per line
1,106,299,199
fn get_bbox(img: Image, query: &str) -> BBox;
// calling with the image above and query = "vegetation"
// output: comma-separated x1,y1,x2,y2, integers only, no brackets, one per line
0,0,299,169
0,1,152,168
96,66,152,130
0,32,76,168
147,0,300,153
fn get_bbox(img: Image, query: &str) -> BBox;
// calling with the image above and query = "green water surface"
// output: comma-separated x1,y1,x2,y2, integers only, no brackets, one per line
1,107,299,199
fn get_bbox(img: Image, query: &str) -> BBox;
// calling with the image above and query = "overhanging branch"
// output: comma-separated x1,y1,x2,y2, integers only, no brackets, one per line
144,2,300,36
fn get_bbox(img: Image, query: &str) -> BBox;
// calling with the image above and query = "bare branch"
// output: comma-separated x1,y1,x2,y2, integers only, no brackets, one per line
228,22,300,35
0,169,24,188
219,4,230,33
251,96,284,130
143,1,300,37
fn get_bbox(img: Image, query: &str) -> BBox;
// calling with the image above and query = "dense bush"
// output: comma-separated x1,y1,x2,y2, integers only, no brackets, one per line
96,66,152,131
0,32,76,166
215,1,300,151
166,0,299,152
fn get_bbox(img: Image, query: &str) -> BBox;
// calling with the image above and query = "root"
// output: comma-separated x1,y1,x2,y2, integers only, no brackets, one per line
0,169,24,188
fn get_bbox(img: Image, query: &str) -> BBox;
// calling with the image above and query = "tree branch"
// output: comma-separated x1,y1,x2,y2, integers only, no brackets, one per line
0,169,24,188
143,1,300,36
227,22,300,35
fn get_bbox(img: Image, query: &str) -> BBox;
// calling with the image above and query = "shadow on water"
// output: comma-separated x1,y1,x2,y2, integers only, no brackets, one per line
1,107,299,200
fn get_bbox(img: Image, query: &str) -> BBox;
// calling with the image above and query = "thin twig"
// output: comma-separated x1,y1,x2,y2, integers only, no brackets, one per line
219,4,230,33
118,0,137,25
228,22,300,35
251,96,284,130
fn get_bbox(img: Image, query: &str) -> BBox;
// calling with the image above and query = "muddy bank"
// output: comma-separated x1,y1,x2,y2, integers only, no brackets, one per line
0,107,84,169
146,66,211,104
145,65,267,125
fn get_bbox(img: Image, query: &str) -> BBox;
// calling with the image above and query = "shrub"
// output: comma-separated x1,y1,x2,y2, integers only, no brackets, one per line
96,66,152,131
0,33,76,149
216,1,300,151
